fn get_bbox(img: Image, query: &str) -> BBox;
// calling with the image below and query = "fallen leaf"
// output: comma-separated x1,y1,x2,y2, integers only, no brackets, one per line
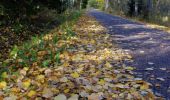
71,72,79,78
140,83,149,90
54,94,67,100
44,69,52,76
64,89,70,93
88,93,99,100
0,81,7,89
1,72,8,79
4,94,17,100
23,67,29,71
60,77,68,82
22,79,31,89
145,68,154,71
160,68,166,71
156,78,165,81
105,62,112,68
148,62,154,65
11,87,20,93
36,75,45,83
27,90,36,97
42,88,53,98
98,79,105,85
68,94,79,100
20,69,27,76
80,91,89,97
37,51,48,56
125,67,134,70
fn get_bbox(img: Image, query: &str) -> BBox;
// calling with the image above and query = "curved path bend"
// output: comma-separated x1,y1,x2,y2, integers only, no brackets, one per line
89,10,170,99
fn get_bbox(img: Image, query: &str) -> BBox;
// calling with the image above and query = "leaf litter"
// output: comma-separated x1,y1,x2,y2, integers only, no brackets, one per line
0,15,162,99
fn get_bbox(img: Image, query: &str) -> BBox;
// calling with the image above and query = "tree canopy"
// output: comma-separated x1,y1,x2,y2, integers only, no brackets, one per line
0,0,89,24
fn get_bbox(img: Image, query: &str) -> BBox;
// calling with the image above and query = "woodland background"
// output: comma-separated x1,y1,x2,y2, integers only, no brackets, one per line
90,0,170,26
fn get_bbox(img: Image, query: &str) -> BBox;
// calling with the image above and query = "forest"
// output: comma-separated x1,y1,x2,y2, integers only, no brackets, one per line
105,0,170,26
0,0,88,25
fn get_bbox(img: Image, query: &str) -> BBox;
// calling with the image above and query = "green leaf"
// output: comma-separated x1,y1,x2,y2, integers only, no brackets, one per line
42,60,51,67
10,45,19,59
55,51,60,64
53,35,59,44
39,41,45,50
66,28,76,38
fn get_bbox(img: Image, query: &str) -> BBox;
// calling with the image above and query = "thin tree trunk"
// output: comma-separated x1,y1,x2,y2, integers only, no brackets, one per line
105,0,109,11
147,0,152,12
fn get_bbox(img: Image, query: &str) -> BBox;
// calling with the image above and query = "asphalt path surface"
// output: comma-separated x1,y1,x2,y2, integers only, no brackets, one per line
89,10,170,99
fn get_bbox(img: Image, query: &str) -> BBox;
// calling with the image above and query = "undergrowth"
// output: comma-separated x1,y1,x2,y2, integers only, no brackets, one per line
0,10,82,81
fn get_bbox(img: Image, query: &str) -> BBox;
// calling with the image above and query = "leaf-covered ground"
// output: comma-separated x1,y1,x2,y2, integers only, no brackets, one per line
0,14,161,99
0,9,67,62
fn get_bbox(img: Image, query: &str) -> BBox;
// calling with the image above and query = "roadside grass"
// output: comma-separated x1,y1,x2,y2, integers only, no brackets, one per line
0,10,82,81
0,9,82,62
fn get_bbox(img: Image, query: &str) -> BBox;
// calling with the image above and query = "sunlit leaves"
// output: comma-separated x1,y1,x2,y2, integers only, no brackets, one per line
71,72,80,78
22,79,31,89
0,81,7,89
36,75,45,83
0,14,158,99
27,90,36,97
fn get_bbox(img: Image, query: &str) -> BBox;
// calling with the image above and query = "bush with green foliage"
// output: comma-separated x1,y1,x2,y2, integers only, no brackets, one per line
88,0,104,9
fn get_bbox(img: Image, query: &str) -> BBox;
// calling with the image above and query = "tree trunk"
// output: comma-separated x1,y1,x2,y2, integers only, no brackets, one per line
147,0,152,12
135,1,138,16
74,0,82,10
105,0,109,11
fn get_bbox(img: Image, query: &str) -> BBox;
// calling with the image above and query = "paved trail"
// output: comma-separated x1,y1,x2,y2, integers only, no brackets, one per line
89,10,170,99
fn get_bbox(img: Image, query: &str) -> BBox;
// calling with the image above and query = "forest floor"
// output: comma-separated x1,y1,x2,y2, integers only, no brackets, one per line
0,12,161,99
89,9,170,99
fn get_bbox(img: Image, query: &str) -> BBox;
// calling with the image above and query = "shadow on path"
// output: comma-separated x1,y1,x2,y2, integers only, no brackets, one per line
89,10,170,99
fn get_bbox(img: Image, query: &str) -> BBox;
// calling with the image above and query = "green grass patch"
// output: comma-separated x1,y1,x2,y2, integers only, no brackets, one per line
0,10,82,77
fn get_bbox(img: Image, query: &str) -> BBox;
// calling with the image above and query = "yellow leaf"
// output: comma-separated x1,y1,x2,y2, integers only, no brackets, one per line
90,40,96,44
27,90,36,97
64,89,70,93
63,62,70,67
1,72,8,78
112,94,118,98
71,72,79,78
105,62,112,68
36,75,45,83
23,67,29,71
126,67,134,70
0,81,7,89
98,79,105,85
37,51,48,56
11,87,20,93
140,83,149,90
22,80,31,89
